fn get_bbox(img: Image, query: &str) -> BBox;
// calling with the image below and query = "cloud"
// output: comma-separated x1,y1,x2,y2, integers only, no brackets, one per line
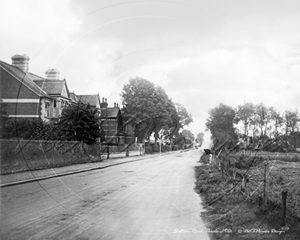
0,0,83,68
1,0,299,136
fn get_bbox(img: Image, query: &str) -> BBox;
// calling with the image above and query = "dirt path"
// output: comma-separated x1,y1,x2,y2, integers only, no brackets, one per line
0,150,210,240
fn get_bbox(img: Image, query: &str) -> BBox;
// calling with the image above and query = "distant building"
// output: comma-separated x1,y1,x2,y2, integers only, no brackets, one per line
120,109,135,144
77,94,101,110
0,54,71,122
100,98,125,145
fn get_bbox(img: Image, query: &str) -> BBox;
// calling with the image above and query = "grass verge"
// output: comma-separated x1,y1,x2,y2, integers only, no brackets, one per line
195,163,300,240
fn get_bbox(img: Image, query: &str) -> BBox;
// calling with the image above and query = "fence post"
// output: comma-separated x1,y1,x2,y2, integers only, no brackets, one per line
241,175,246,193
233,168,236,179
282,190,287,227
263,162,268,208
221,161,224,177
107,145,110,159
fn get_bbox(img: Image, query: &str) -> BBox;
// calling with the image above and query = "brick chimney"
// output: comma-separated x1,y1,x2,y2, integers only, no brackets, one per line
11,54,29,72
45,69,60,80
114,103,119,108
100,97,108,108
100,98,108,118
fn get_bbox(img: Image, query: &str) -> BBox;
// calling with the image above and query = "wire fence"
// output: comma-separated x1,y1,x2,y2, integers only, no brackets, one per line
199,148,300,224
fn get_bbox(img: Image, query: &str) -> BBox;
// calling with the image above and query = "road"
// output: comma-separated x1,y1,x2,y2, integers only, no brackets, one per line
0,150,210,240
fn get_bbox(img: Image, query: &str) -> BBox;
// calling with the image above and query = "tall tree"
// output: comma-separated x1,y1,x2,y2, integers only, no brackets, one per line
283,109,299,149
235,102,255,139
206,103,237,143
253,103,272,146
196,132,204,147
181,129,195,143
160,100,180,141
175,103,193,128
57,102,102,144
269,107,283,139
121,77,156,140
121,77,180,142
151,86,176,141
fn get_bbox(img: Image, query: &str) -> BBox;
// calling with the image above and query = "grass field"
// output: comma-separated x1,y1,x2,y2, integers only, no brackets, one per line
195,151,300,240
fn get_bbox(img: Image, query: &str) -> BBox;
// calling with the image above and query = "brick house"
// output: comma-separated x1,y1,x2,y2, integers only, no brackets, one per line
0,54,71,122
100,98,125,144
1,54,135,143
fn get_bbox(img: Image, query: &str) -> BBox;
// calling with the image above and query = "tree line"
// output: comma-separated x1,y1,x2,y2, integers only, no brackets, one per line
206,102,300,151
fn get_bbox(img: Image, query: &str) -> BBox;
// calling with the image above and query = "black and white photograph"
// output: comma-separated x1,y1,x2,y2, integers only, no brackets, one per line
1,0,300,239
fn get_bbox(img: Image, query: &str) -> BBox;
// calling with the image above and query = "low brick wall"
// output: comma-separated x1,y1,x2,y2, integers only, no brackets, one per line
0,139,102,174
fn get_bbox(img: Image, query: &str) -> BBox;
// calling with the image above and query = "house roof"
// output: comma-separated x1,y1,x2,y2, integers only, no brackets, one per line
0,60,50,98
106,107,120,118
26,72,45,81
70,92,80,102
77,95,100,107
33,79,69,97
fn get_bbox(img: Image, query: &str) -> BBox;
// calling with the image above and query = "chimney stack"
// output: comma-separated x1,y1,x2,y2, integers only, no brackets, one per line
100,97,108,109
11,54,29,72
45,69,60,80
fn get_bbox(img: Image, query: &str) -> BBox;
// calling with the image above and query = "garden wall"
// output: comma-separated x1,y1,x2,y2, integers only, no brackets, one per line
1,139,103,174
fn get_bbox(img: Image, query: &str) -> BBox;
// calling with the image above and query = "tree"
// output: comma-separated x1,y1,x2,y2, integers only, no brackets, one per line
196,132,204,147
235,102,255,139
206,103,237,143
175,103,193,128
253,103,273,146
160,100,180,141
181,129,195,143
283,110,299,150
151,86,177,141
269,107,283,139
121,77,180,142
57,102,102,144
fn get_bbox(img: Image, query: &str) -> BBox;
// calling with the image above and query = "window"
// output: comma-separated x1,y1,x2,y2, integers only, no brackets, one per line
53,100,57,108
61,100,64,109
45,102,50,117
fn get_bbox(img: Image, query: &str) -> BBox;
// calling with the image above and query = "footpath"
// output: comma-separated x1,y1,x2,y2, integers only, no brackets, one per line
0,151,175,188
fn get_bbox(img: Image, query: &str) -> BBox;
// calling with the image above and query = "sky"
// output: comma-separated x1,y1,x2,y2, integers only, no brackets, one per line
1,0,300,137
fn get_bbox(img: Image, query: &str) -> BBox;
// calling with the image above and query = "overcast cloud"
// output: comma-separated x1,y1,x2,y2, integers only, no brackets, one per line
1,0,299,136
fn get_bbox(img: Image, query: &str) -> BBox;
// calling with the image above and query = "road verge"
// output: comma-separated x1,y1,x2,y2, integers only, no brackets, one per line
194,162,300,240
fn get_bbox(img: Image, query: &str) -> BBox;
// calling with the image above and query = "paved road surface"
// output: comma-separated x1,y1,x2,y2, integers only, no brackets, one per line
1,150,210,240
